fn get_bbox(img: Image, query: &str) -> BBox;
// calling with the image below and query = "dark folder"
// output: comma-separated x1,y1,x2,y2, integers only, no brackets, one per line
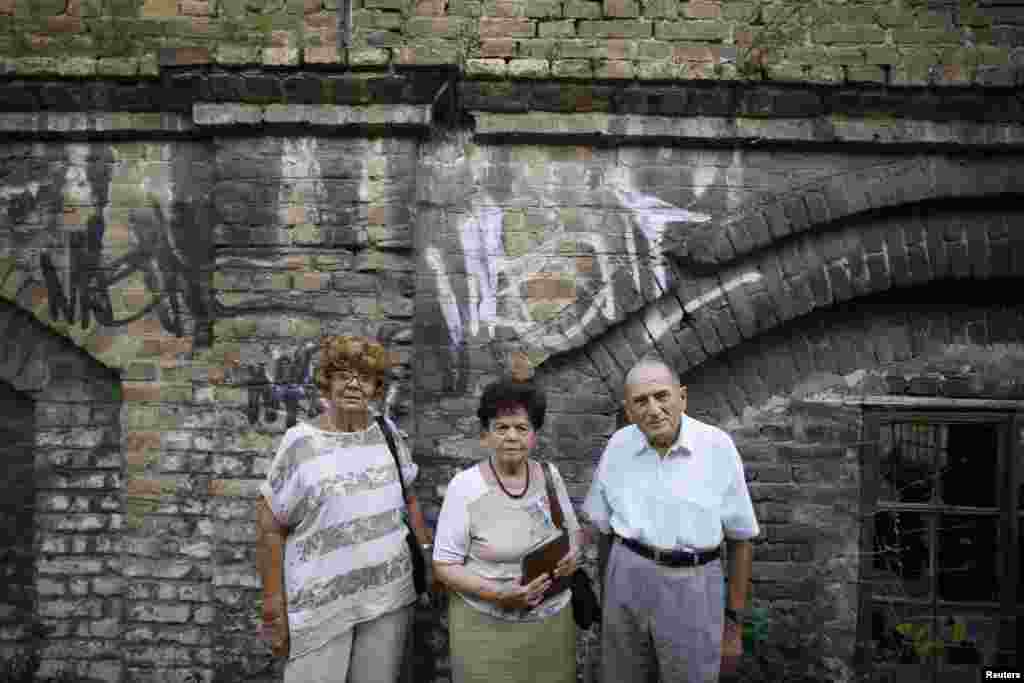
521,531,571,599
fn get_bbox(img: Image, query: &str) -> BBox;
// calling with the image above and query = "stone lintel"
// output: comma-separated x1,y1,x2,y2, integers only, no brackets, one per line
192,103,433,129
805,396,1024,410
0,111,194,134
471,111,1024,148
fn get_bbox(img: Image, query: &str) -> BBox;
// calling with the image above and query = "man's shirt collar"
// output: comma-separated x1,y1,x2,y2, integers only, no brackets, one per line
634,414,693,458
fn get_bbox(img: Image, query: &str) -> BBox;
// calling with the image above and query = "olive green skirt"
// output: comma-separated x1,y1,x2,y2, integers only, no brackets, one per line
448,594,576,683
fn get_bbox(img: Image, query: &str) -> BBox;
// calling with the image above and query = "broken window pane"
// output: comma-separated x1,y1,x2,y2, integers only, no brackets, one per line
940,423,998,508
937,515,998,602
870,603,936,666
879,422,943,504
873,511,931,599
937,613,998,669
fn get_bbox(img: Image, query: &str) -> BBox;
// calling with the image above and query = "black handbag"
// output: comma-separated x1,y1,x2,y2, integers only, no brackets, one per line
542,463,602,630
377,416,427,596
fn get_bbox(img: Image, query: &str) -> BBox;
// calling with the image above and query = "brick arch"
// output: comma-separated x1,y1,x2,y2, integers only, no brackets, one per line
668,156,1024,267
679,287,1024,425
0,300,123,680
570,198,1024,399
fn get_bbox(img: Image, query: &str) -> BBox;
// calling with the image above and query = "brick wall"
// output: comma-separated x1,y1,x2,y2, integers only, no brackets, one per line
0,0,1023,86
0,302,124,682
2,67,1024,681
0,379,35,660
672,289,1024,680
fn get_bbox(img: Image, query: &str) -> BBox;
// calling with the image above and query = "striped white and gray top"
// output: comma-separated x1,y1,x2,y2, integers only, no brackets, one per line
260,419,418,660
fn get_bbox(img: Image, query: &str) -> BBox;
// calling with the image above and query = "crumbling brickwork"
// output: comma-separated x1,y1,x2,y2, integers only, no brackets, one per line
0,0,1022,85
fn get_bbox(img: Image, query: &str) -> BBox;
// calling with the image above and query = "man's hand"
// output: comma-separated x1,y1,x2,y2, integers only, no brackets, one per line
262,595,290,658
720,618,743,676
554,547,579,578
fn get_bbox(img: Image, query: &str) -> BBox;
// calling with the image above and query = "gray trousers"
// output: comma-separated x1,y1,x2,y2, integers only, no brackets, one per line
601,540,724,683
284,605,413,683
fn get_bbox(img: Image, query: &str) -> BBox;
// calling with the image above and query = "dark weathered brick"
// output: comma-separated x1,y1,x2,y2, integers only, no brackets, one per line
673,322,709,369
826,261,853,302
708,302,742,350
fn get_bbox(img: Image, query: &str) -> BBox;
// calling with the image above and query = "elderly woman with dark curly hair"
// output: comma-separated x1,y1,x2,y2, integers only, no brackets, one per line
256,335,431,683
433,379,584,683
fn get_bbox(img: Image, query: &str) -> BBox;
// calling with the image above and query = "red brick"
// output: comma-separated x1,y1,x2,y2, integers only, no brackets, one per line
305,0,321,12
126,431,161,452
603,0,637,17
271,30,291,47
479,17,535,38
683,0,720,18
606,39,633,59
172,47,211,64
305,11,335,29
672,45,714,63
179,0,210,15
30,33,50,49
0,0,15,15
191,16,210,32
128,479,163,498
415,0,446,13
481,38,515,56
139,338,161,357
123,383,163,402
47,14,82,32
305,46,341,63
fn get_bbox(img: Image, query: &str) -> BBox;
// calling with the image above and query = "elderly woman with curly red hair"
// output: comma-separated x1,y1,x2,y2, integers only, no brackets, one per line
255,335,430,683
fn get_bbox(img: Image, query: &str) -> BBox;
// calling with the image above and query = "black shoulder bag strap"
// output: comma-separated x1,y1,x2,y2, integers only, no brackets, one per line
376,415,407,500
376,415,427,595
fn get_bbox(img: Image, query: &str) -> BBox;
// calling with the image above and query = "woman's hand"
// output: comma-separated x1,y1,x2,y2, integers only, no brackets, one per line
261,595,290,658
720,618,743,676
553,547,579,579
496,573,553,611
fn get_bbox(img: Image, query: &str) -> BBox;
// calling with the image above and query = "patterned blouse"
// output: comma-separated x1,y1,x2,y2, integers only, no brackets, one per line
259,419,418,660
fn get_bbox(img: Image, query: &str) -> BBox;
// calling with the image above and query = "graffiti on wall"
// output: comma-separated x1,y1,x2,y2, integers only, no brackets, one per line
237,335,403,428
39,199,211,339
425,166,713,368
0,144,214,344
240,341,321,427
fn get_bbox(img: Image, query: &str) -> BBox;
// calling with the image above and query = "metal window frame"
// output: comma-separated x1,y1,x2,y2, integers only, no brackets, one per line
857,407,1021,678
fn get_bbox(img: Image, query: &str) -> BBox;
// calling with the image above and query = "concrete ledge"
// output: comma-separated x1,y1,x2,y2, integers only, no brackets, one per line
0,111,194,133
471,111,1024,148
192,103,433,128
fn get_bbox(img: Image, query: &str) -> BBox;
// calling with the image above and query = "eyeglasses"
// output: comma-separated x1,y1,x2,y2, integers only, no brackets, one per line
334,369,376,385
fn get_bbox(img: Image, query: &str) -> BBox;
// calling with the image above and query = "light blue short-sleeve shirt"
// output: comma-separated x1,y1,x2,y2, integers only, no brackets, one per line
582,414,759,550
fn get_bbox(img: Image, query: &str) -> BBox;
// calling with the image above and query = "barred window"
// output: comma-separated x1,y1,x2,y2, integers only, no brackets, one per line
857,410,1022,681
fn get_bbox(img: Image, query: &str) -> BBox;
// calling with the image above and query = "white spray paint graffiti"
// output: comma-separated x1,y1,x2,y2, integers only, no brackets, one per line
279,138,325,227
459,206,504,339
428,179,712,356
644,271,765,343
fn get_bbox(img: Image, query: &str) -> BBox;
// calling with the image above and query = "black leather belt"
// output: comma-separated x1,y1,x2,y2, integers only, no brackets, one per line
617,536,721,567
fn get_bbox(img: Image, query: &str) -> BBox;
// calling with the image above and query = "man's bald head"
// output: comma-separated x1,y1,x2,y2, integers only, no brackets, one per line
623,358,687,452
624,358,681,389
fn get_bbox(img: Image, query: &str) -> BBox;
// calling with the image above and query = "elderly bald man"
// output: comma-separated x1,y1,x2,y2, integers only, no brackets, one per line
582,358,759,683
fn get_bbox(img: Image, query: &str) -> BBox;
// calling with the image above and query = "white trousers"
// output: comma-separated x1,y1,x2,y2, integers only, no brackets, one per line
284,605,414,683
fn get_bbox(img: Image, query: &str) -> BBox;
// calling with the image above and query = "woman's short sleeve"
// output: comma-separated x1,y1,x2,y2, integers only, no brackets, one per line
258,426,317,528
433,470,473,565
